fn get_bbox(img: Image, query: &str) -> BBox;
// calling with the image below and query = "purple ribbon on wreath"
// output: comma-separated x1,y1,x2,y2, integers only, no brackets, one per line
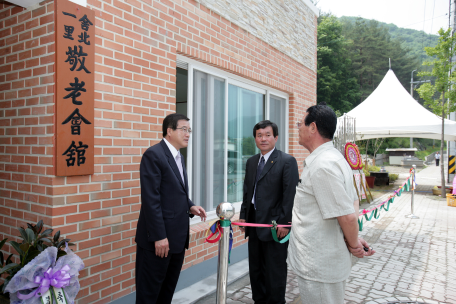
17,265,71,300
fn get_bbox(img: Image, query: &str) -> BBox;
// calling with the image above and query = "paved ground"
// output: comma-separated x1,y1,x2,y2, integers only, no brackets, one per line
193,165,456,304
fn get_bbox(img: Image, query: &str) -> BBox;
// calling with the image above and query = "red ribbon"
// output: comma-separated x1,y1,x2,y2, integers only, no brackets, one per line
204,221,293,243
359,175,411,217
205,222,222,243
231,222,292,228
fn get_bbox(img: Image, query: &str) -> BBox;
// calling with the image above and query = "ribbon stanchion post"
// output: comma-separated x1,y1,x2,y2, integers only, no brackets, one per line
215,202,235,304
206,204,292,303
405,164,419,219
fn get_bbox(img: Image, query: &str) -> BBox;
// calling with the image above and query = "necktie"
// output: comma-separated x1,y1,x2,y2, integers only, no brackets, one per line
253,156,265,210
175,152,185,185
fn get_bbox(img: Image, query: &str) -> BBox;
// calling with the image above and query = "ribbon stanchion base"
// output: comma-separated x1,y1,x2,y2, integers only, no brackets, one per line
405,214,420,219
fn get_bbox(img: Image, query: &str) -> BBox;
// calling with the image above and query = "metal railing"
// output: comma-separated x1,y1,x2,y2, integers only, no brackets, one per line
333,114,356,154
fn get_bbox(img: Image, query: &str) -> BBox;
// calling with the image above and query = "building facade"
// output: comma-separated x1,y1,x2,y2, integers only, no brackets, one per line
0,0,318,302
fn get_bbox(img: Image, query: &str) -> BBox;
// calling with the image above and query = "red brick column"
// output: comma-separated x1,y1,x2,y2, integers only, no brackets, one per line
0,0,55,262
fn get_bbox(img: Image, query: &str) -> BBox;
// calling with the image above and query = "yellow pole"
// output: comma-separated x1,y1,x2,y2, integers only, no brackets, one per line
353,175,361,202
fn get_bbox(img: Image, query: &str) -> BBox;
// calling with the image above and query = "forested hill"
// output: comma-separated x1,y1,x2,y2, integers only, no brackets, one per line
316,15,442,153
316,14,440,116
340,16,439,64
311,2,443,152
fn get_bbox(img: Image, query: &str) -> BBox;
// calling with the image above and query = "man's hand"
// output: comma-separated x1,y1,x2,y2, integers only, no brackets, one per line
155,238,169,258
346,238,365,258
238,219,246,232
359,237,376,256
346,238,376,258
276,227,289,239
190,206,207,221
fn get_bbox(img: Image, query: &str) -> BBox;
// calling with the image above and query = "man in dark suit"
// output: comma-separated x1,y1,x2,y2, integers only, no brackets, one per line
239,120,299,304
135,113,206,304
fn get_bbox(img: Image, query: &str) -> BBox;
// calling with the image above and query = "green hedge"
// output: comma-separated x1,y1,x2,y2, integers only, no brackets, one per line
362,165,380,177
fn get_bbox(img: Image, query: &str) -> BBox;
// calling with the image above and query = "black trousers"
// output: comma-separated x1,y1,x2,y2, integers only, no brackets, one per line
436,159,440,166
135,244,185,304
248,208,288,304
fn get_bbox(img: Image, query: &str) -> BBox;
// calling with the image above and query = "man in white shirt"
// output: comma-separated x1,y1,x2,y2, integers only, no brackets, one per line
288,103,375,303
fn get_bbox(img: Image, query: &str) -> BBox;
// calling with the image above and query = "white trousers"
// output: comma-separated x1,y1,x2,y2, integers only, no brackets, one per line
297,276,346,304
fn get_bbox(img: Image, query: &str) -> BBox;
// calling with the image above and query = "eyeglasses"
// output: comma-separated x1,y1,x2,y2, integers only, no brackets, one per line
176,127,192,134
296,120,303,128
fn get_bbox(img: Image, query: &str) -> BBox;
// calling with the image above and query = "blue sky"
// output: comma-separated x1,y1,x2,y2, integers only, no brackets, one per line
315,0,451,35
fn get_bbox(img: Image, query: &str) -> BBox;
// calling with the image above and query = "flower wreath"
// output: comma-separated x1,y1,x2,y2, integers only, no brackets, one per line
344,142,362,170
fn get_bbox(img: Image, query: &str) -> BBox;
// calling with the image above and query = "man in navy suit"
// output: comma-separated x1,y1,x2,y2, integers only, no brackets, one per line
239,120,299,304
135,113,206,304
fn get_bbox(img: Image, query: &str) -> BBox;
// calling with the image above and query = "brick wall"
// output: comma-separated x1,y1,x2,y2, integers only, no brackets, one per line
0,0,317,303
194,0,318,72
0,0,55,262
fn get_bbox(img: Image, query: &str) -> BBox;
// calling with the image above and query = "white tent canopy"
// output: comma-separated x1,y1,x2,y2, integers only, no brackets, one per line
343,69,456,141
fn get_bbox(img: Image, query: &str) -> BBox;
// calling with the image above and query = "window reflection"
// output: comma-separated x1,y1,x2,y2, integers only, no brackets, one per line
189,70,285,209
192,70,225,211
269,95,286,151
227,85,264,203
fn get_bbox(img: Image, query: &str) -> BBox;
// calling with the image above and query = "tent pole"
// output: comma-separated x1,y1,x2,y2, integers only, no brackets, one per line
353,118,356,144
343,114,346,146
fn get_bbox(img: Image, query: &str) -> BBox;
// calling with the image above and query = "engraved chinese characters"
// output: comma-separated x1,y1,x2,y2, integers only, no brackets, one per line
55,0,94,176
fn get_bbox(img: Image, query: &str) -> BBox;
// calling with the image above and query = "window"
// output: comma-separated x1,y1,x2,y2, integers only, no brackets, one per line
177,57,288,214
227,85,264,203
269,95,287,151
191,70,226,211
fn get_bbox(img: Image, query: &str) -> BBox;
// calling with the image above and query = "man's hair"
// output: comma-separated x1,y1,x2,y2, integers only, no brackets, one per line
162,113,190,137
304,102,337,140
252,120,278,138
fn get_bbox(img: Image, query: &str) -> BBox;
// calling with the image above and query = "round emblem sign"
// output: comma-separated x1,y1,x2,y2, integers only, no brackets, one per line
344,142,361,170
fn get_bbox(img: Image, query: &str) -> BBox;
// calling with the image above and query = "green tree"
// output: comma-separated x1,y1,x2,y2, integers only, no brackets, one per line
317,15,360,113
342,18,419,103
341,16,438,65
340,16,436,105
417,28,456,198
242,137,256,156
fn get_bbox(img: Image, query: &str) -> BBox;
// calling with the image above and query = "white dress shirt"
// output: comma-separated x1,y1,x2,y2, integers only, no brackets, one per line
163,138,185,184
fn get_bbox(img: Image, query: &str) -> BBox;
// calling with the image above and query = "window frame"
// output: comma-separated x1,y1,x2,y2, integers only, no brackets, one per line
178,55,289,223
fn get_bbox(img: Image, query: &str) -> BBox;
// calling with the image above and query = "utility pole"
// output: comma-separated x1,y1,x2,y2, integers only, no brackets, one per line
410,71,431,97
447,0,456,183
410,69,417,97
410,70,417,148
410,70,430,148
410,71,431,150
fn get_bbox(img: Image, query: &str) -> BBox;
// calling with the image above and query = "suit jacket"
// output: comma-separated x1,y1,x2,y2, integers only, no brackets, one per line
240,149,299,242
135,140,194,254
